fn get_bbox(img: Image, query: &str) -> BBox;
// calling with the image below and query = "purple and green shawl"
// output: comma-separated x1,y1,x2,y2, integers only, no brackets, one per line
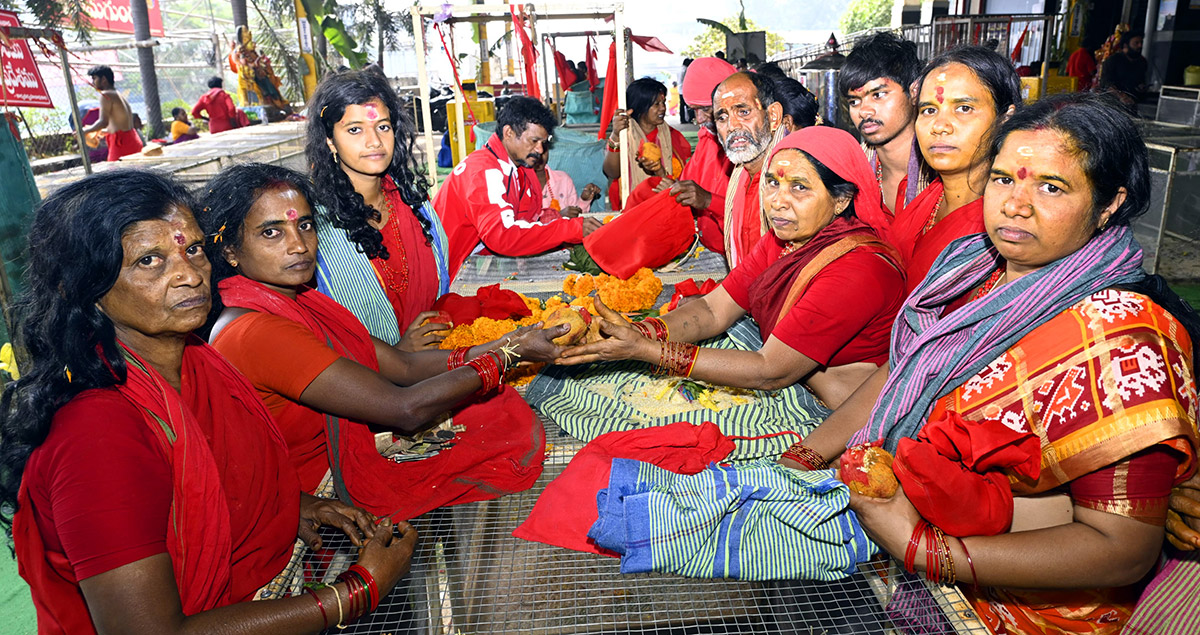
850,225,1145,452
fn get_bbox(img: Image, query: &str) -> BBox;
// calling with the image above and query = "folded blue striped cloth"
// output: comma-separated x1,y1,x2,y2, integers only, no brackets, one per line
588,459,878,580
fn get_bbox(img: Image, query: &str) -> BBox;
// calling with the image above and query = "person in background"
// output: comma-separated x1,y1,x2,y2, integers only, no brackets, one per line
602,77,693,211
169,107,199,143
83,65,143,161
434,96,601,279
530,147,602,220
667,81,680,117
839,32,935,216
1065,36,1099,92
500,80,513,96
1099,31,1148,106
192,76,240,134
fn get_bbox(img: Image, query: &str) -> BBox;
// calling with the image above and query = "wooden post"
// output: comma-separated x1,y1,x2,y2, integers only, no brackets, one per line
613,7,630,205
411,6,440,191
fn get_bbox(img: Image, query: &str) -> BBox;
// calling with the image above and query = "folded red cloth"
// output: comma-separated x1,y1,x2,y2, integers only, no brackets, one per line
584,189,695,279
432,283,532,325
894,410,1041,537
513,421,735,555
666,277,718,311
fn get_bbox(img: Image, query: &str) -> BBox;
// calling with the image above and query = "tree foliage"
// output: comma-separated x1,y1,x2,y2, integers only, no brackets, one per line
839,0,892,36
4,0,92,41
682,15,786,59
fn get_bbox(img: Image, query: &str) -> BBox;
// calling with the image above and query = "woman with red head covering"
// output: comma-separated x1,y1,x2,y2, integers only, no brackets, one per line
560,126,905,409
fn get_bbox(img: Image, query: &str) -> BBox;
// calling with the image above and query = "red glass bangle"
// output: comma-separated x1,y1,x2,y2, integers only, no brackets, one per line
303,587,329,630
905,520,926,573
959,536,979,589
781,443,829,470
447,346,471,370
347,564,380,611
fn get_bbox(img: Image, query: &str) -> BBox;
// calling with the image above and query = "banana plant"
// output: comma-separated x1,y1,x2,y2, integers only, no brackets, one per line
300,0,367,68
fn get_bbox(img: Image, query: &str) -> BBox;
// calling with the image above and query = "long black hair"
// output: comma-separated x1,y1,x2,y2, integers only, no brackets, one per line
627,77,667,124
305,69,432,261
197,162,319,286
0,171,197,536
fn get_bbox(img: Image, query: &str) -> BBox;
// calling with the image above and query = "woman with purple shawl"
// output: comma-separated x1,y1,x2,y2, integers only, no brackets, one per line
796,94,1200,633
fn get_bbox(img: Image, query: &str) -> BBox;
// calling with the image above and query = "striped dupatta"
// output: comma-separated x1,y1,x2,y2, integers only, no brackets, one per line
851,226,1146,452
315,200,450,345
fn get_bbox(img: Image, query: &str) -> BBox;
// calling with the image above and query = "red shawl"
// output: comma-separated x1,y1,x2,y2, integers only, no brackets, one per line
14,338,299,632
218,276,546,519
746,215,893,343
888,178,986,293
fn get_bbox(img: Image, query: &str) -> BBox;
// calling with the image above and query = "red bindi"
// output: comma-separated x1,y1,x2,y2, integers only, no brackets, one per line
1016,167,1028,180
173,232,186,246
365,104,379,119
285,208,298,221
935,86,944,104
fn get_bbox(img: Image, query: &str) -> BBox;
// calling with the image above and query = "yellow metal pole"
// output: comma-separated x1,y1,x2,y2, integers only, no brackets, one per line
293,0,318,101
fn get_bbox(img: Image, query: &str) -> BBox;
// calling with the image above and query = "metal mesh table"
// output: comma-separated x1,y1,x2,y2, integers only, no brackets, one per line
276,246,989,634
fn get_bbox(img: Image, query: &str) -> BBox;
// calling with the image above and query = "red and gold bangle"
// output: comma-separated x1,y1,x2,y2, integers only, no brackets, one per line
466,350,508,392
347,565,380,611
781,442,829,470
653,341,698,376
941,528,956,585
644,316,669,341
447,346,471,370
303,587,329,630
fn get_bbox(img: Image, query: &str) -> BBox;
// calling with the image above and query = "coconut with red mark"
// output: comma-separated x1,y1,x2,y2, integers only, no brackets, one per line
542,306,592,346
838,444,899,498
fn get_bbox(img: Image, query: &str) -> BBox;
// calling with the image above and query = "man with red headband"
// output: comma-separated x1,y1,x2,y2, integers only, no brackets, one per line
664,57,736,255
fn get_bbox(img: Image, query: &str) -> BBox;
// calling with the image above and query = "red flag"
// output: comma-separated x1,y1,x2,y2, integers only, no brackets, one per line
1010,25,1029,63
586,35,600,92
630,34,673,54
510,5,540,99
597,40,618,140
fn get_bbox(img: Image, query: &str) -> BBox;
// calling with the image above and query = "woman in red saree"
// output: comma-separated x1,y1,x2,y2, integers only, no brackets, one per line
841,94,1200,634
559,126,904,409
199,163,566,520
1,171,415,634
889,46,1021,295
602,77,692,211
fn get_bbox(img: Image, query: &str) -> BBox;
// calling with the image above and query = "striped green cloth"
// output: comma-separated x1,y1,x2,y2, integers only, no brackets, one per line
589,458,878,581
526,318,830,461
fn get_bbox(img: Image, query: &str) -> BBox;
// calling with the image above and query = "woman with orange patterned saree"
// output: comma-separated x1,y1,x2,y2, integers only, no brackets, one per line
844,94,1200,635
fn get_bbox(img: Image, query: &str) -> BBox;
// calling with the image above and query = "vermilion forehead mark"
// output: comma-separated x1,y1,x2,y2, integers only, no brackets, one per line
173,231,186,245
285,208,298,221
1016,167,1028,180
935,86,944,104
365,103,379,119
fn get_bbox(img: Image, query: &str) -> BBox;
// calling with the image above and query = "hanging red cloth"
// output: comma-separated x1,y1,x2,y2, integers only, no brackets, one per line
586,35,600,92
597,39,618,140
510,5,541,100
629,34,673,54
551,44,574,91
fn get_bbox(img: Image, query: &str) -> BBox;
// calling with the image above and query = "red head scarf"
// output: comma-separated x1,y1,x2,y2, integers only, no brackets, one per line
681,57,737,107
764,126,890,236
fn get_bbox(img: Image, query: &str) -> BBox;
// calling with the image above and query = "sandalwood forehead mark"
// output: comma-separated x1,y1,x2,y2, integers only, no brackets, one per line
1016,145,1034,158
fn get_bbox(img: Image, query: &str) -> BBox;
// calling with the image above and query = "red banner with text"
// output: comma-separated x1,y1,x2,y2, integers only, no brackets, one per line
79,0,164,37
0,10,54,108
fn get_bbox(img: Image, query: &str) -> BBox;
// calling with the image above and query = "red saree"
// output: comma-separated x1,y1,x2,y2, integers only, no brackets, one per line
369,177,442,329
217,276,546,519
924,290,1198,634
888,178,986,294
13,338,299,633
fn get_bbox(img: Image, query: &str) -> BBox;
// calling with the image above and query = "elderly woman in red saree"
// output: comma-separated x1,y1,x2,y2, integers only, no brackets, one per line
198,163,567,521
831,94,1199,634
558,126,905,410
2,170,415,634
889,46,1021,295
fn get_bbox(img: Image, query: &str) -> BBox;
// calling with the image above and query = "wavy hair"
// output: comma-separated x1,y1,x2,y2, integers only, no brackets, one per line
0,171,197,537
305,69,432,261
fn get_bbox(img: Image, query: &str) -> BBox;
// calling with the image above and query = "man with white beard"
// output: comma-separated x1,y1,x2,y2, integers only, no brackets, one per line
711,72,785,268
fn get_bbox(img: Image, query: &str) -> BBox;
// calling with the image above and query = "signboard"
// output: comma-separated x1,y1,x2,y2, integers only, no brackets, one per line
0,10,54,108
79,0,165,37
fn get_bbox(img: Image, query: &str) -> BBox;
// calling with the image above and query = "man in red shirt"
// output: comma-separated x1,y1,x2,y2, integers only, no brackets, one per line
192,76,239,134
434,96,601,279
